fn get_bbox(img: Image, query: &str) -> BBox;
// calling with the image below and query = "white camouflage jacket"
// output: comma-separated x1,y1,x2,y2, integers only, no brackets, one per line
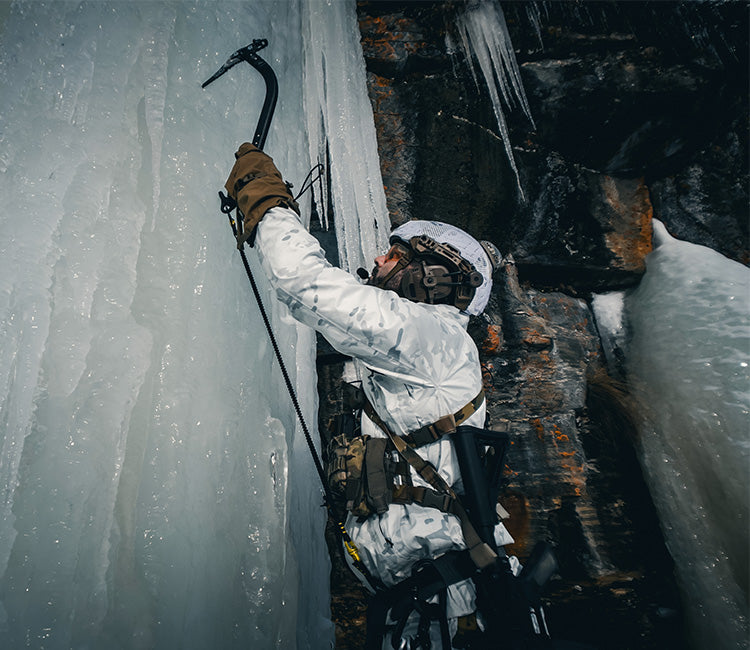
256,207,490,622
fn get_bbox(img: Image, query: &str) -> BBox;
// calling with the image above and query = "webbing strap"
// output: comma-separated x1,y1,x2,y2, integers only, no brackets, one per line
363,390,485,449
404,390,485,447
455,390,486,425
453,501,498,570
365,438,391,515
393,485,452,512
364,402,497,571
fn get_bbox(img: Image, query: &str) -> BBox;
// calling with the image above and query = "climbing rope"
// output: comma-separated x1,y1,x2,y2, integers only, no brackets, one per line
204,40,376,587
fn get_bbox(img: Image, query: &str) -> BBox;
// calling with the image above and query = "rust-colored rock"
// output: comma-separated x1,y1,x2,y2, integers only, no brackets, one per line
598,175,653,272
359,13,430,71
366,71,415,223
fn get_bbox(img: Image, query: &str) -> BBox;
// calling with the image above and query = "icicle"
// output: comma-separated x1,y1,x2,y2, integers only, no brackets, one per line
526,1,545,50
301,1,391,272
456,0,535,200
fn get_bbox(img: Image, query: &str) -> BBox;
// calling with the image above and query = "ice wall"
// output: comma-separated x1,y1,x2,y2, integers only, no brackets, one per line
0,1,385,648
301,0,391,271
624,221,749,649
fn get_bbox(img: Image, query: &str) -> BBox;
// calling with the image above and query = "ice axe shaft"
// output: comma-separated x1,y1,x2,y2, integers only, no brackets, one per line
203,38,278,241
201,36,327,483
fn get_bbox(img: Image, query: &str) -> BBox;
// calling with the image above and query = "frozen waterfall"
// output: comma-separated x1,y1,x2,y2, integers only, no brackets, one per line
0,1,386,648
624,221,749,649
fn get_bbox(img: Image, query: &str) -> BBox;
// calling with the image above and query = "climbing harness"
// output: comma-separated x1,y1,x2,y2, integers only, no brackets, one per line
202,39,375,589
325,384,558,649
362,397,498,572
326,389,486,519
358,417,558,650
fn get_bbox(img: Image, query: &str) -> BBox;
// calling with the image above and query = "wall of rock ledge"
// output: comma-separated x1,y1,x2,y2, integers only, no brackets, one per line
318,2,748,648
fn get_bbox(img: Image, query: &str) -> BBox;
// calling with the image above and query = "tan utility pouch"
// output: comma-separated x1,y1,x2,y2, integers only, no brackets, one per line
325,388,485,520
326,435,408,519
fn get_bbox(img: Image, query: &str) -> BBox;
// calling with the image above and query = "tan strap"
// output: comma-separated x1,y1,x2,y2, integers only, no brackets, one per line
392,485,452,512
454,390,486,425
363,397,498,571
451,500,498,570
366,390,485,449
404,390,485,447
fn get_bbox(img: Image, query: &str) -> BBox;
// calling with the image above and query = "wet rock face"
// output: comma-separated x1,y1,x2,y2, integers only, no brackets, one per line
321,2,746,647
649,114,750,265
359,0,748,280
514,152,654,292
507,1,749,267
472,259,604,565
359,1,663,294
506,0,749,267
519,50,730,176
359,1,520,238
468,262,684,647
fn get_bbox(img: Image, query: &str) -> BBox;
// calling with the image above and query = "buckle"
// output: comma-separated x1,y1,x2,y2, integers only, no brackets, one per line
430,414,456,438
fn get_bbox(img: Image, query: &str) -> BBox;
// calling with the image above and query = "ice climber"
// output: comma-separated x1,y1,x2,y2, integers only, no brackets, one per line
224,143,517,648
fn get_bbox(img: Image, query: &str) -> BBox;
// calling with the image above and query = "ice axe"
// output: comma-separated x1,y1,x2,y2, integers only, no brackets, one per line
201,40,377,591
202,39,278,244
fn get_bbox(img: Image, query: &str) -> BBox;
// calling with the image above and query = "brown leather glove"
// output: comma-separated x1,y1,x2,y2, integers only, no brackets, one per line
224,143,299,245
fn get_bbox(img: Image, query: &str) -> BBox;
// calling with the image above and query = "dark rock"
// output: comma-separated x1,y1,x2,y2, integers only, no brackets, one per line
358,2,672,291
510,150,653,292
503,0,749,263
358,7,447,77
471,263,685,647
408,90,519,236
363,48,519,232
322,1,747,646
359,1,522,232
366,70,417,225
649,109,749,264
476,260,605,561
504,1,747,68
519,51,729,176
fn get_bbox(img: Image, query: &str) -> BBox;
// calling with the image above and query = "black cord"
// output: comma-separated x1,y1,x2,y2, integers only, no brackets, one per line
294,163,326,229
204,42,378,587
294,163,324,201
241,239,330,498
228,209,382,591
220,200,330,497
